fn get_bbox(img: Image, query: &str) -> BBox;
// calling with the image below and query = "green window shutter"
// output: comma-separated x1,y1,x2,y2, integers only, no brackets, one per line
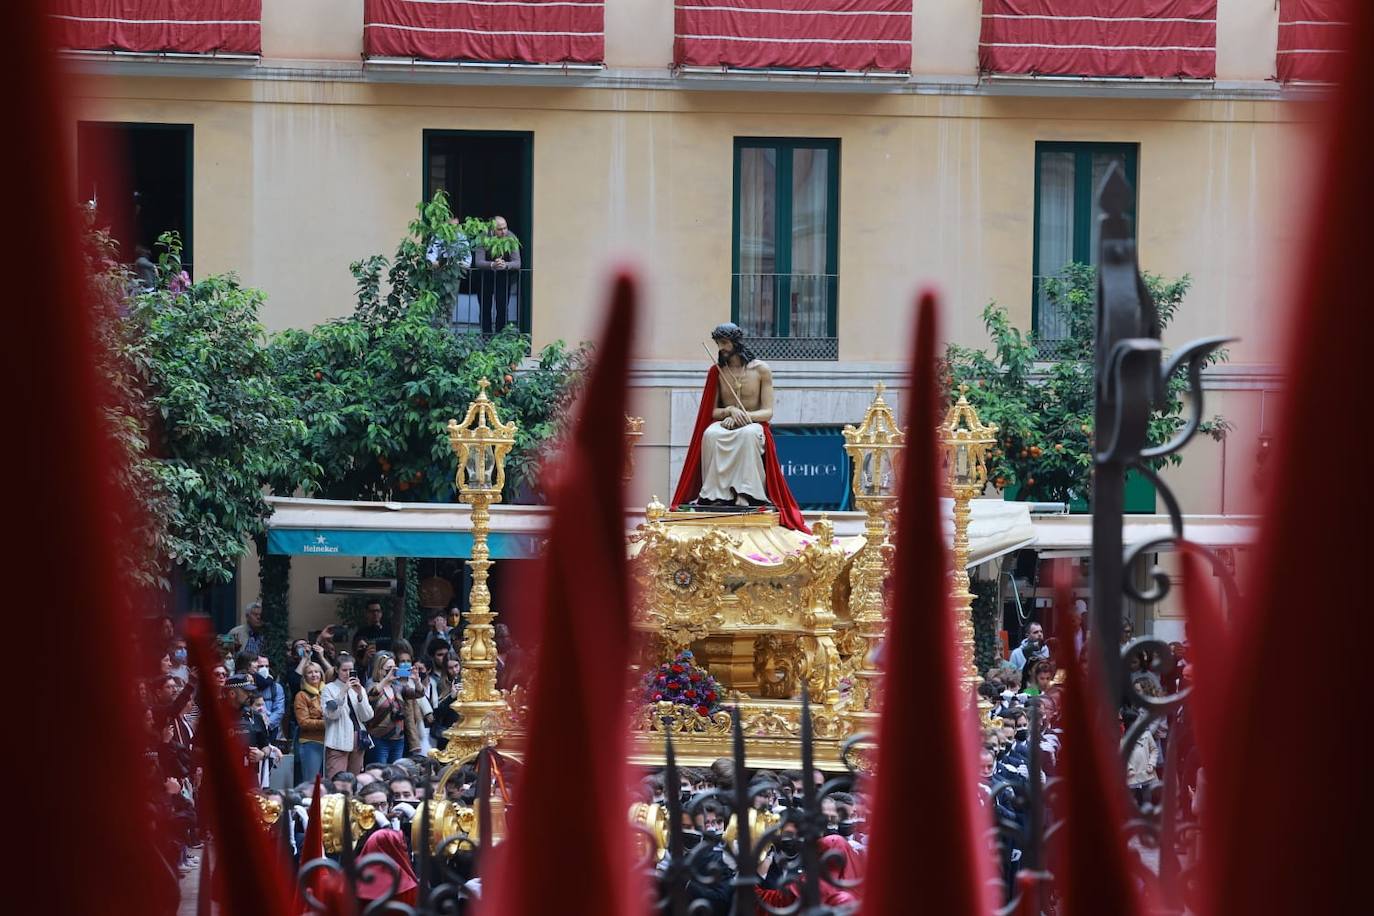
732,138,840,359
1032,141,1139,349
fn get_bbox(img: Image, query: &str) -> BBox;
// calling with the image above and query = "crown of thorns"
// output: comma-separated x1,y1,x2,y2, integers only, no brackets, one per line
711,323,745,344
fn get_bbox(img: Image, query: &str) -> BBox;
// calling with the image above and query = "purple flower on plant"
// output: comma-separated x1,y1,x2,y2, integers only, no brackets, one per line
168,270,191,295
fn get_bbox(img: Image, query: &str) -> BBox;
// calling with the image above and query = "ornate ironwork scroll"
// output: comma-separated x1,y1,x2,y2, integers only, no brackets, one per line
1089,161,1237,912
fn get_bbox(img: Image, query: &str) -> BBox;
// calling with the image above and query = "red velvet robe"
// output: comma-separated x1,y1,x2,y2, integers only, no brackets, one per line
669,365,810,533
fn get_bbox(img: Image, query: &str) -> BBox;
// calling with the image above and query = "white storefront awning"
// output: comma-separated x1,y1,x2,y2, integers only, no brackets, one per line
264,496,1037,568
1029,513,1261,557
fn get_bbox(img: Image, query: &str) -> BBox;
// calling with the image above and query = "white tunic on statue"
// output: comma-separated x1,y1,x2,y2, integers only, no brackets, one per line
700,421,767,502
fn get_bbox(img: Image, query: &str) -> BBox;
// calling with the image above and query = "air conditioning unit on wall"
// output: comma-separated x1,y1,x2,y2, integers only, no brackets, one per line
318,577,398,596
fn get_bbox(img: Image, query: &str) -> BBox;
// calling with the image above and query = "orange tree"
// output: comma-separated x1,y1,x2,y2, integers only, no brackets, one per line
267,192,589,506
943,263,1231,505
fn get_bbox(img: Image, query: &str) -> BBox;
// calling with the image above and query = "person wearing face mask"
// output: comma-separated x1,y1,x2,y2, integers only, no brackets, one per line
167,638,191,685
659,808,732,916
238,653,286,739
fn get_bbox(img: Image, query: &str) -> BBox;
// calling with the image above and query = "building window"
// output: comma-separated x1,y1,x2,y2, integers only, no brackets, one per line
424,130,533,336
1032,142,1138,352
733,138,839,360
77,122,194,274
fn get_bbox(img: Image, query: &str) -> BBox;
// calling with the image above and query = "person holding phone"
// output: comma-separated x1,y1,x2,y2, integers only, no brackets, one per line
322,655,374,777
291,633,336,696
365,652,419,765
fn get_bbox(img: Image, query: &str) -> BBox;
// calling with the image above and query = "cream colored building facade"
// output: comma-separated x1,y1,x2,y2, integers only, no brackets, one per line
65,0,1311,636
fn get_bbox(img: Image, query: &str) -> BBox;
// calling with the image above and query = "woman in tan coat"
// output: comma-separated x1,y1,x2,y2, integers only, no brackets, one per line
294,662,327,780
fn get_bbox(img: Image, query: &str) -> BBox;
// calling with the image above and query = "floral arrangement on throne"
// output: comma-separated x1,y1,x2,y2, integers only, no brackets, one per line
640,650,722,717
632,649,736,734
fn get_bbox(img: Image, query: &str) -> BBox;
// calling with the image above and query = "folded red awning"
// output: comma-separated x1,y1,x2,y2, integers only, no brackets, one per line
674,0,912,73
51,0,261,54
364,0,604,64
979,0,1216,79
1277,0,1348,83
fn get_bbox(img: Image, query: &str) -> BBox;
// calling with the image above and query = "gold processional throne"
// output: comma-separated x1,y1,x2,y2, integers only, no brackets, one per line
626,499,873,769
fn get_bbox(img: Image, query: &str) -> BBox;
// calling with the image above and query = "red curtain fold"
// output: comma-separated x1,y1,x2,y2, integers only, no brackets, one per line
185,620,296,916
51,0,262,54
979,0,1216,79
22,2,172,911
364,0,605,64
674,0,912,72
860,292,994,916
1277,0,1349,83
1048,570,1144,916
1191,4,1367,913
481,274,640,916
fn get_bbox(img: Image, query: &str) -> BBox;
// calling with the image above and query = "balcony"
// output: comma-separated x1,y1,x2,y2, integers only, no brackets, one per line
733,272,838,361
446,267,531,337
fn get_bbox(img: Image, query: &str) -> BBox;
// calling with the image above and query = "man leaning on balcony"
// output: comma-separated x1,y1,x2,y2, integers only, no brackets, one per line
473,215,521,334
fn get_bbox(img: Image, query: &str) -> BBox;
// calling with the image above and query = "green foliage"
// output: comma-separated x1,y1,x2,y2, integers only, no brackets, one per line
460,215,522,260
256,534,292,671
970,577,1001,675
350,191,471,325
270,192,586,504
82,210,177,592
93,223,315,590
943,263,1232,504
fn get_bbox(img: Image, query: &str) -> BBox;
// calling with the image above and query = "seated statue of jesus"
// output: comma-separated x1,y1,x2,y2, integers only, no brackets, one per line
700,324,771,505
670,323,809,531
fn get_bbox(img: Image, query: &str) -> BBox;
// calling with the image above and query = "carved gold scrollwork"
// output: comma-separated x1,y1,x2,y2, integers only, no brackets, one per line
630,522,737,648
753,634,801,699
632,701,734,735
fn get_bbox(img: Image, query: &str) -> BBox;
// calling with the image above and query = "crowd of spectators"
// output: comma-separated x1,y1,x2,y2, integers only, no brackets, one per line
135,594,1201,913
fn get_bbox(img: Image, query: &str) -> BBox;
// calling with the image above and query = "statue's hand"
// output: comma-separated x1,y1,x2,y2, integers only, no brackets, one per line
726,406,751,428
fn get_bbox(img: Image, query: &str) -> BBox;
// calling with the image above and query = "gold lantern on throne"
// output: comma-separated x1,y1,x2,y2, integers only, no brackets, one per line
841,383,904,731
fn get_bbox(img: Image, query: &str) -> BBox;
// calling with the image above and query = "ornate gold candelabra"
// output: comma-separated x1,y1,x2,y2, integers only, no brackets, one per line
841,382,904,730
938,384,998,712
437,378,517,764
624,415,645,481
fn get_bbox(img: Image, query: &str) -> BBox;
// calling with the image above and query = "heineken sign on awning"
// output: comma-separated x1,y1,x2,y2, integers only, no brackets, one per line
266,528,541,559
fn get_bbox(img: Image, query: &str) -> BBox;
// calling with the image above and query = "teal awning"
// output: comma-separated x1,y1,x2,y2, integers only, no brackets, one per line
266,528,541,559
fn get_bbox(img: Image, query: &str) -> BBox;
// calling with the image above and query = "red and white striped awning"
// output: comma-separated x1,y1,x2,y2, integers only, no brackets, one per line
978,0,1216,79
674,0,912,73
364,0,604,64
1277,0,1348,83
51,0,261,55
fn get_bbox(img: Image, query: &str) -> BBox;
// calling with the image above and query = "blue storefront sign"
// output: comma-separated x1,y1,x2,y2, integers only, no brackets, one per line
266,528,542,559
771,426,852,511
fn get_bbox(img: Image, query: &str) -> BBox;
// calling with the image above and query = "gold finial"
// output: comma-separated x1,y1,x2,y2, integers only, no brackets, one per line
477,378,491,396
646,495,667,521
874,381,886,398
958,382,970,399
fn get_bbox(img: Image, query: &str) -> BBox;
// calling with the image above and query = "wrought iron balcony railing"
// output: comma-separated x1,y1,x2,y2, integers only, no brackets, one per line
734,272,839,360
446,267,532,336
